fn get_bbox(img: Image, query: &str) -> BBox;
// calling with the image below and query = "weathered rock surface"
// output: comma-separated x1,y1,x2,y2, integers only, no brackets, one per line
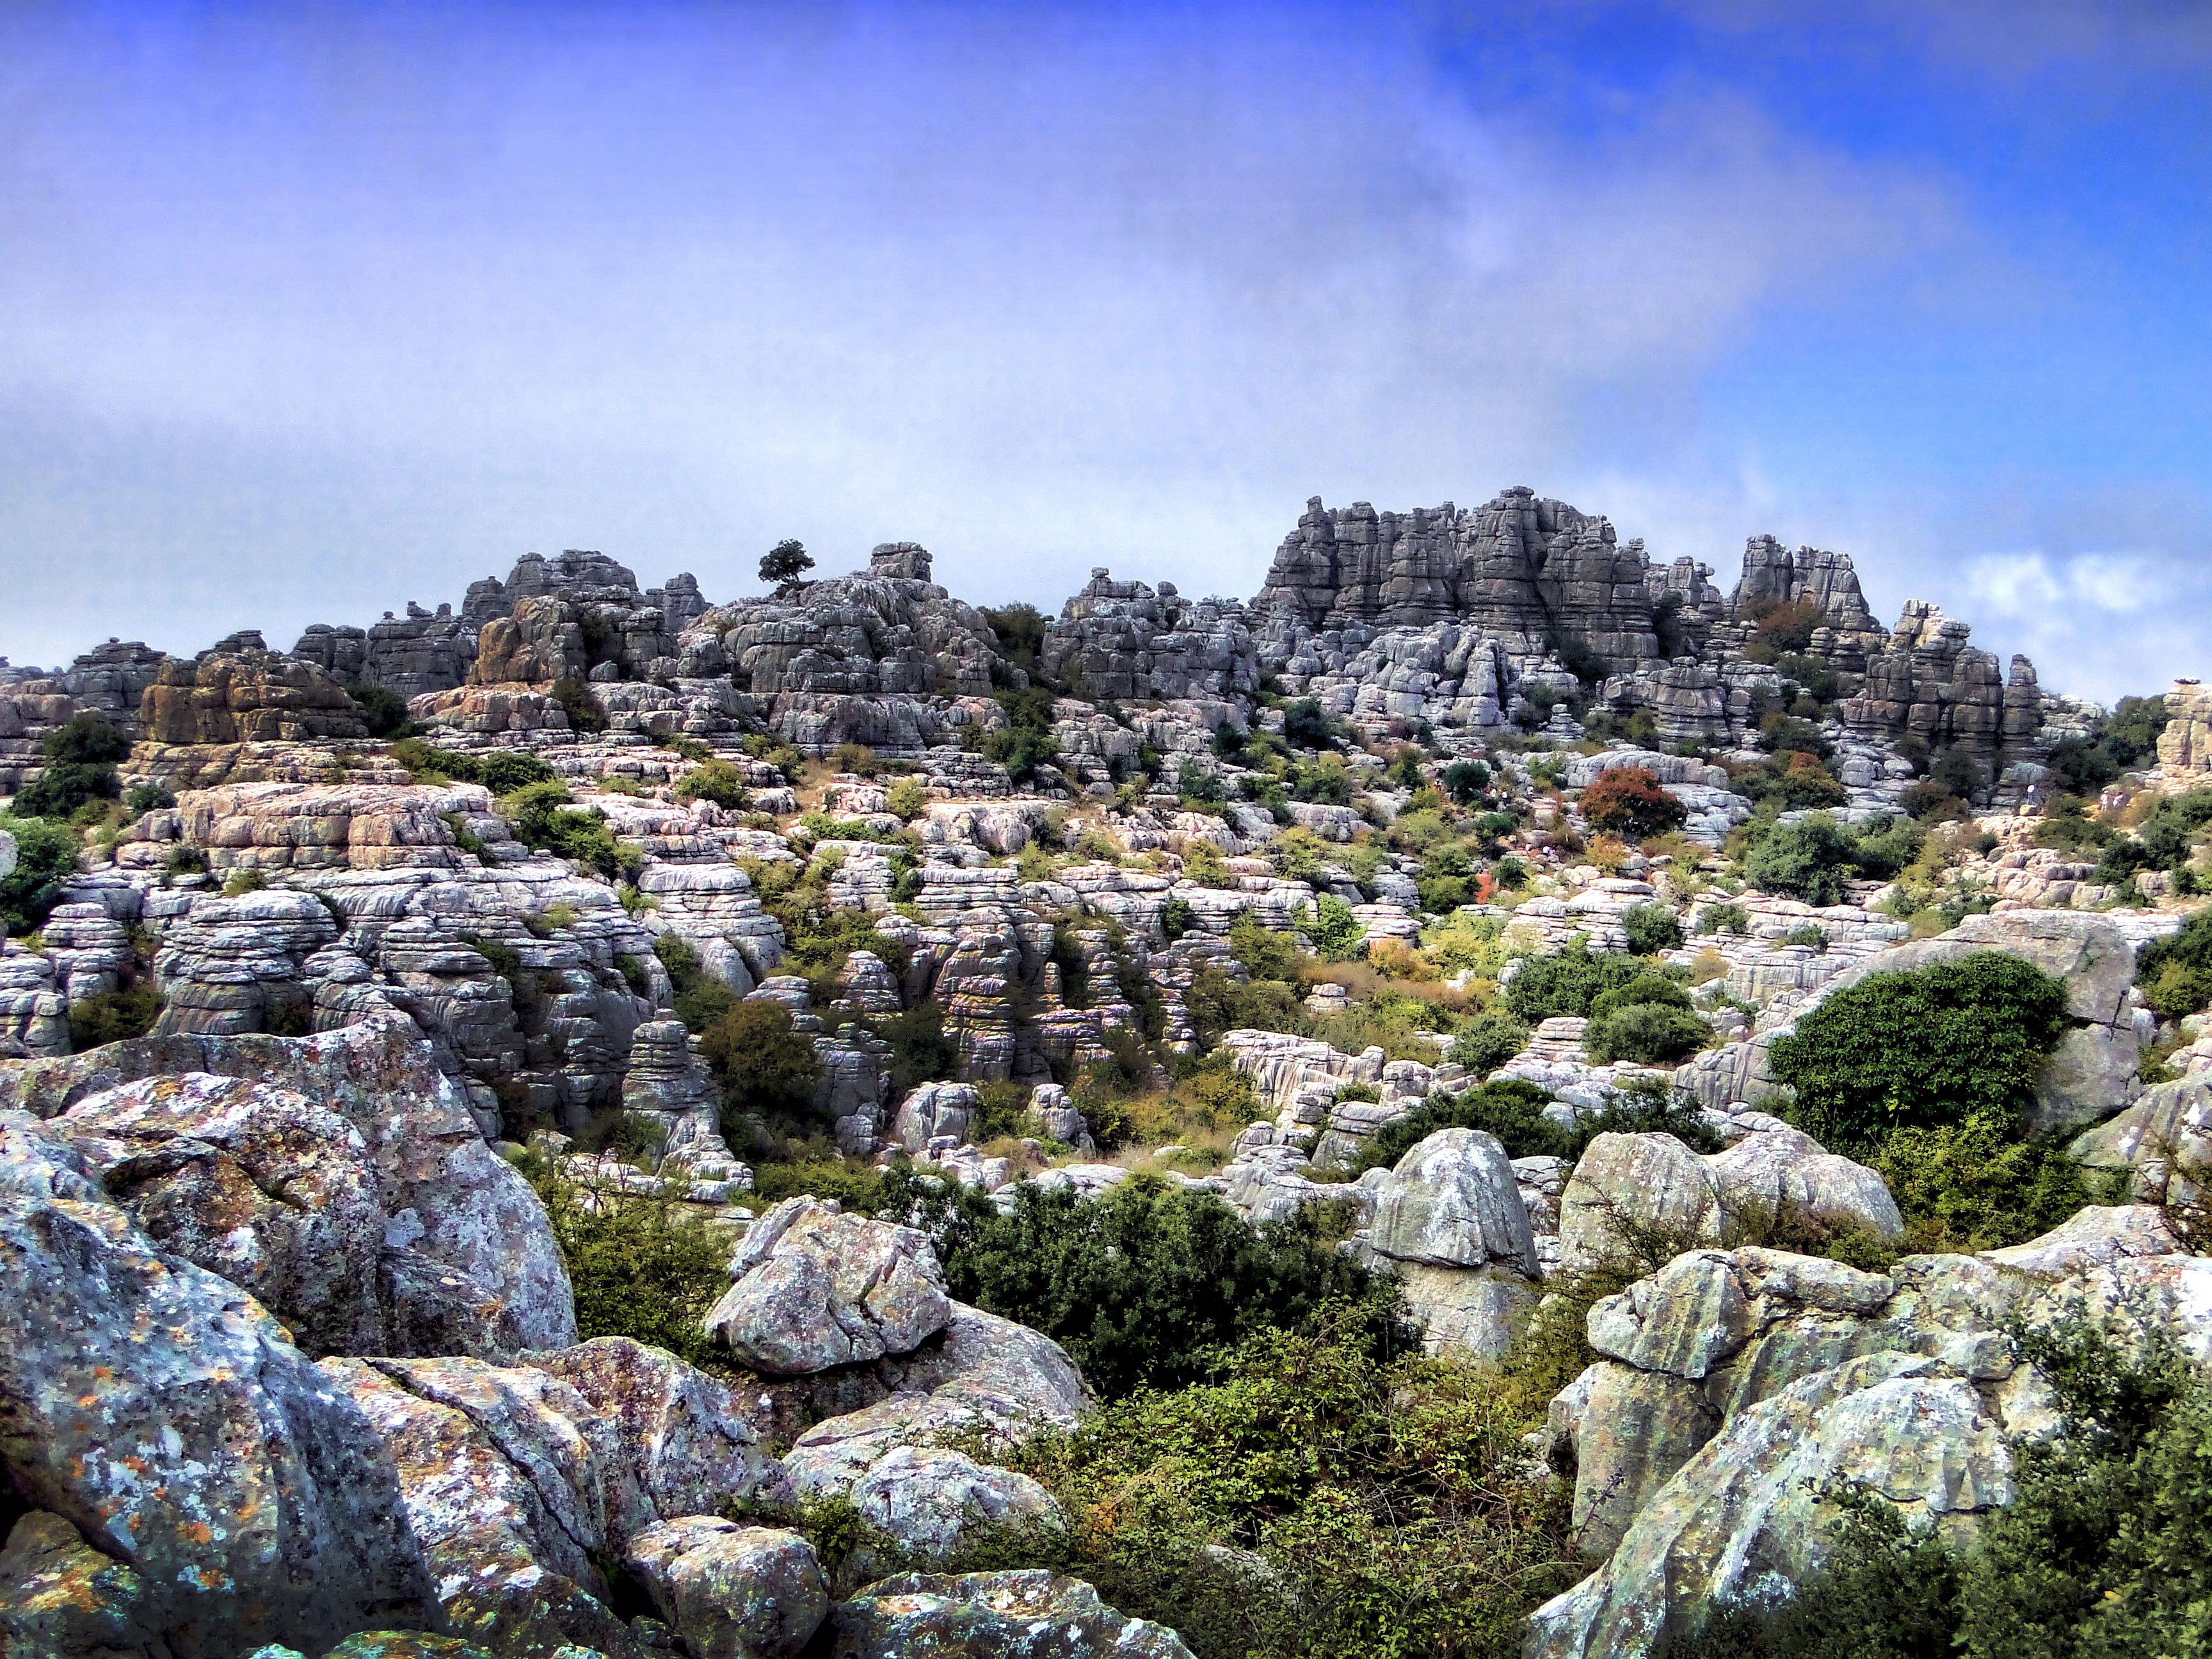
0,1013,577,1358
1529,1208,2212,1658
831,1571,1196,1659
625,1518,828,1659
0,1125,441,1658
704,1197,951,1373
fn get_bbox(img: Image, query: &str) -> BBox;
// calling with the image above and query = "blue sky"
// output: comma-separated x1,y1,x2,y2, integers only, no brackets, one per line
3,0,2208,702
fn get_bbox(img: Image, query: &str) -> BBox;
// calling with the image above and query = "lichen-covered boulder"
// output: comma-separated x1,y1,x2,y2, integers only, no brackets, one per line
0,1013,577,1358
1370,1127,1537,1271
526,1336,796,1521
0,1160,439,1658
780,1305,1087,1495
704,1198,950,1374
802,1444,1060,1562
1527,1353,2016,1659
49,1072,391,1356
625,1517,828,1659
1557,1132,1724,1274
831,1571,1194,1659
319,1354,641,1659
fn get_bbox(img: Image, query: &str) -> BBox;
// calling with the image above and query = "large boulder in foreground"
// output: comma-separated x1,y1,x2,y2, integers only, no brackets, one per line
704,1197,950,1374
0,1012,576,1358
0,1124,439,1658
831,1570,1194,1659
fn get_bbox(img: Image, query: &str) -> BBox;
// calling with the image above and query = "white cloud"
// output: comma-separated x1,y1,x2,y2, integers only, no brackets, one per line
0,3,1959,668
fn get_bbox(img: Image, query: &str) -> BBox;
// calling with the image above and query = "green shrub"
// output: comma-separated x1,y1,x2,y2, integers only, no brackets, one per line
1870,1110,2094,1251
674,760,751,810
522,1159,730,1372
0,814,79,932
67,984,164,1049
944,1176,1398,1399
1445,1011,1529,1077
1281,698,1338,751
1620,902,1685,955
1302,895,1365,961
1698,901,1752,935
1744,815,1860,906
1585,1001,1710,1065
16,714,128,819
344,682,413,738
1441,759,1491,803
886,776,930,820
1228,911,1306,981
653,933,736,1032
1186,967,1310,1048
866,1001,961,1098
1587,974,1694,1021
982,688,1061,783
389,736,481,781
550,677,607,734
700,999,823,1126
475,749,557,796
1501,936,1644,1023
498,778,640,880
1345,1078,1719,1176
2136,910,2212,1022
124,784,175,815
222,867,269,897
952,1306,1577,1659
1768,953,2072,1146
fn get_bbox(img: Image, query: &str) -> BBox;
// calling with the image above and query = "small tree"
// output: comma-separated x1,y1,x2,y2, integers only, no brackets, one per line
760,538,815,597
1580,766,1687,840
700,998,823,1128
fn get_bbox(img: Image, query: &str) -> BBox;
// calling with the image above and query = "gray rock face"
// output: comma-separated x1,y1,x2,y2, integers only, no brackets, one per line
0,1013,578,1358
1530,1210,2212,1658
705,1198,952,1374
844,1445,1062,1560
831,1571,1196,1659
891,1079,979,1152
619,1018,733,1164
0,1127,440,1658
626,1518,828,1659
1038,569,1259,702
1370,1128,1537,1271
321,1354,644,1658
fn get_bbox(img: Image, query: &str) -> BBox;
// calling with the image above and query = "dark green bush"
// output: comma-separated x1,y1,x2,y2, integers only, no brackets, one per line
982,687,1061,782
865,1001,961,1098
700,998,823,1126
1743,815,1860,905
1502,936,1644,1023
675,759,751,810
67,984,164,1049
1768,953,2072,1146
474,749,557,796
1159,897,1198,943
389,737,481,781
943,1176,1397,1399
653,933,736,1032
15,714,128,819
952,1306,1576,1659
498,778,639,880
1441,759,1492,804
1589,974,1694,1021
522,1158,731,1372
1445,1011,1530,1077
344,682,413,738
1698,901,1752,935
0,813,79,932
1585,1000,1711,1065
550,677,607,734
1345,1077,1719,1176
1620,902,1685,955
1870,1110,2094,1251
2136,908,2212,1022
124,784,175,815
1282,698,1338,751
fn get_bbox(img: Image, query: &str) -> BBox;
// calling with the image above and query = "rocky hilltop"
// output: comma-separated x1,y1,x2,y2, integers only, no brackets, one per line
0,488,2207,1659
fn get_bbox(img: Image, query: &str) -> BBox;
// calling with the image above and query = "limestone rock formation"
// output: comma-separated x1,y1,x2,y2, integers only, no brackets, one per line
831,1571,1196,1659
625,1519,828,1659
703,1197,952,1373
140,645,370,746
